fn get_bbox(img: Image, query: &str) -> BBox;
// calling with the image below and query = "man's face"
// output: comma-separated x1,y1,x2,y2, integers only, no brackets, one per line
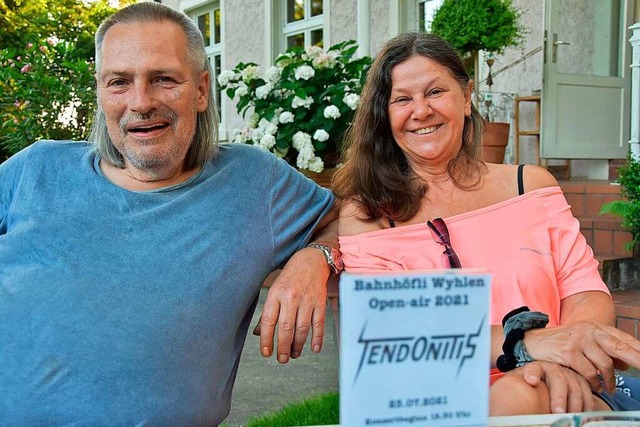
97,20,209,174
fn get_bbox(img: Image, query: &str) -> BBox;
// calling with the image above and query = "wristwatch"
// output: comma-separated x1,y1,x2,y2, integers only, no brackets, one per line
307,243,344,276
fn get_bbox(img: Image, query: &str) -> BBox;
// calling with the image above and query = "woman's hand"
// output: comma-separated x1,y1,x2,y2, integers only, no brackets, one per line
524,321,639,393
517,361,597,413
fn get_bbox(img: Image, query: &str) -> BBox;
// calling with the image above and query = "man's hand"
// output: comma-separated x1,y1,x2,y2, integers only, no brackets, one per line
254,247,331,363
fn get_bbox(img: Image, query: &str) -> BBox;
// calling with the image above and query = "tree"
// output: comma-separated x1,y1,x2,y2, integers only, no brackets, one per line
430,0,523,94
0,0,115,62
0,0,124,160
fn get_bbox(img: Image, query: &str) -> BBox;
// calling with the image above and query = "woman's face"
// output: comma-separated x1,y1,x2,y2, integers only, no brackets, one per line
388,55,472,169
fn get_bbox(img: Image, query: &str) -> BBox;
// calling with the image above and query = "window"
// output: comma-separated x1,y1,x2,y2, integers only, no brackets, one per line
188,3,222,122
282,0,324,49
417,0,442,32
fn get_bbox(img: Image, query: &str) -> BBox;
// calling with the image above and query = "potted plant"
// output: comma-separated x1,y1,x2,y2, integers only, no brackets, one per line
599,155,640,290
218,40,371,177
430,0,524,163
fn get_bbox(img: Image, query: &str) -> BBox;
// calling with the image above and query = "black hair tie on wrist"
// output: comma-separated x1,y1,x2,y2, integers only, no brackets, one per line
496,305,549,373
496,327,526,372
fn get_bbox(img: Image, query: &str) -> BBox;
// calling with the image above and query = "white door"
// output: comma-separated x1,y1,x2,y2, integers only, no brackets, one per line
542,0,633,159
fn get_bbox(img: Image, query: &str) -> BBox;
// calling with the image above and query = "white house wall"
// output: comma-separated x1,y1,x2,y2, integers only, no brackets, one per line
222,0,265,135
370,0,391,54
330,0,356,48
483,0,544,97
170,0,545,151
225,0,264,68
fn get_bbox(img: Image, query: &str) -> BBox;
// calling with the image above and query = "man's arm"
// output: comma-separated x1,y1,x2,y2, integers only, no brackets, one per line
256,206,340,364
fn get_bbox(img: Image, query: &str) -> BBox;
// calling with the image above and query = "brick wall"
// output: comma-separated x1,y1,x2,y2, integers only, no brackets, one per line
560,180,633,261
560,180,640,336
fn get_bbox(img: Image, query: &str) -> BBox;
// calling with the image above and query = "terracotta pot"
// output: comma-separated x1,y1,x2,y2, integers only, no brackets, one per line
482,122,510,164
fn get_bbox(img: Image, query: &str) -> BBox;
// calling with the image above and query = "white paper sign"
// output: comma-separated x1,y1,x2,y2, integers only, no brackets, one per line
339,270,491,427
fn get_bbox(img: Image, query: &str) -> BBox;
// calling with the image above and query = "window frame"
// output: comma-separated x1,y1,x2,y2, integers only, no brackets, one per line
184,0,227,141
267,0,329,63
282,0,324,49
391,0,442,33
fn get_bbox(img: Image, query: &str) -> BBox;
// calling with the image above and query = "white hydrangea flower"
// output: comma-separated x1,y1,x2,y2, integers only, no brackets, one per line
217,70,236,87
292,131,312,150
236,82,248,97
259,134,276,150
304,45,323,59
312,53,337,69
258,118,271,131
268,123,278,135
292,96,313,109
279,111,295,123
271,108,283,124
232,127,250,144
265,66,281,84
296,158,309,170
255,83,272,99
324,105,341,119
343,93,360,110
296,143,316,170
308,156,324,173
250,127,264,143
313,129,329,142
241,65,260,83
294,65,315,80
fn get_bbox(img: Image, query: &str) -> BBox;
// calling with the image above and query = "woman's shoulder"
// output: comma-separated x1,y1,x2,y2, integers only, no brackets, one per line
520,164,559,192
338,199,387,236
486,163,558,194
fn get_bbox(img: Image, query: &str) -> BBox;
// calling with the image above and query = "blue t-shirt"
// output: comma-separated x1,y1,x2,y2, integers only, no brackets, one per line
0,141,333,425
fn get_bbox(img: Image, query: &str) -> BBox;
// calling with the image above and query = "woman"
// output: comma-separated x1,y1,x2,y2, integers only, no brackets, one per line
333,32,640,415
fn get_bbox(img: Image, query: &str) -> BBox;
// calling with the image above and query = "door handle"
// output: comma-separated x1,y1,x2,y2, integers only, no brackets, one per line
552,34,571,63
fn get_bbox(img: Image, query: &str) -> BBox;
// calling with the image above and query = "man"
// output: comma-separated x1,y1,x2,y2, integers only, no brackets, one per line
0,2,341,424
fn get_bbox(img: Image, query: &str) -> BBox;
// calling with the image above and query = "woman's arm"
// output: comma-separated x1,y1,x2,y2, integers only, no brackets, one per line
524,291,640,393
561,290,615,326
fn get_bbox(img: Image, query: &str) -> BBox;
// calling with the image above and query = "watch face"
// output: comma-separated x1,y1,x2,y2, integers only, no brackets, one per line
331,248,344,271
308,243,344,273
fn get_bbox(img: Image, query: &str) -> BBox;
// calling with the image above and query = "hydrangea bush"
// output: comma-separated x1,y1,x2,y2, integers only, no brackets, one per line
218,40,371,172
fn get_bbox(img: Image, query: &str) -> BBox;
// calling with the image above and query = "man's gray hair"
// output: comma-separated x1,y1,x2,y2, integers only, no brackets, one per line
90,1,217,169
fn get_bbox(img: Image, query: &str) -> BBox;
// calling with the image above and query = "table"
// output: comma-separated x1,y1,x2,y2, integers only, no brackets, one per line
306,410,640,427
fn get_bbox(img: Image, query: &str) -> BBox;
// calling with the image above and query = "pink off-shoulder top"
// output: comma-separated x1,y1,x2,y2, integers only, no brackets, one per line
339,186,610,327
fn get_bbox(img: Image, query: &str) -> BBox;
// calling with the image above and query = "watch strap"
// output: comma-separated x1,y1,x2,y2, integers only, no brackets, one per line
307,243,344,276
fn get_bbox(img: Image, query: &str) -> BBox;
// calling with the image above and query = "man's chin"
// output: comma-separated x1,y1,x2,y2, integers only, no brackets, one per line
122,148,175,171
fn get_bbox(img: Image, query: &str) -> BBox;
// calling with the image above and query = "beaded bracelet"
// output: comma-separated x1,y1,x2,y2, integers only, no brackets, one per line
496,306,549,372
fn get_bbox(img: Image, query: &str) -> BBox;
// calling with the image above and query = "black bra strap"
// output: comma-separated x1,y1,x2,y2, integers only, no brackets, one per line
517,164,525,196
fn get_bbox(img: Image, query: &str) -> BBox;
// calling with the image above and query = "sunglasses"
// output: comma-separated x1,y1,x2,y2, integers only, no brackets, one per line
427,218,462,269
